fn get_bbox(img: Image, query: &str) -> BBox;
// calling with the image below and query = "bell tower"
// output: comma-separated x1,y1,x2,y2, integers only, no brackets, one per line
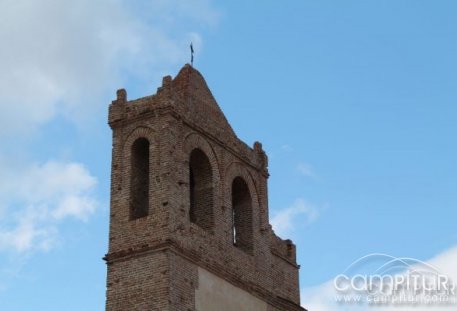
104,64,306,311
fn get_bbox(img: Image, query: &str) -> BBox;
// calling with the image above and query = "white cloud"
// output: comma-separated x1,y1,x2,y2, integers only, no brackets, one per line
280,144,294,152
271,198,321,237
301,246,457,310
52,195,97,222
0,160,98,253
0,210,57,253
0,0,220,137
297,163,317,178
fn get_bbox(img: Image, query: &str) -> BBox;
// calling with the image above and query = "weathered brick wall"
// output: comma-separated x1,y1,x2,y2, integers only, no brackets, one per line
169,252,199,310
105,251,170,311
105,65,305,311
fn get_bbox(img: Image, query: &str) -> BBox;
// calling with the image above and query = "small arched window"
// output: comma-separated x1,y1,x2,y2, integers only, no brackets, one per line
130,137,150,220
189,148,214,230
232,177,253,253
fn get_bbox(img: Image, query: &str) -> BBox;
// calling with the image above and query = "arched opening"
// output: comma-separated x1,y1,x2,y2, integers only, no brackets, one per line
130,137,150,220
232,177,253,253
189,148,214,230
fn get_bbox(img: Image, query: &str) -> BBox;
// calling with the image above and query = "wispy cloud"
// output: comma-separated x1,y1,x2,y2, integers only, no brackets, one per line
297,163,317,179
280,144,294,152
0,0,220,138
271,198,322,237
0,161,98,253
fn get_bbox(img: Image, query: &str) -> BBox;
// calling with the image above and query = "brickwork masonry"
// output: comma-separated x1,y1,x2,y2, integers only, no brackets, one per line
105,64,306,311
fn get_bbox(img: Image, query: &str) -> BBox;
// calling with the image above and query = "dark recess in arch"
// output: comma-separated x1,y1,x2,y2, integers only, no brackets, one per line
189,148,214,230
232,176,253,253
130,137,150,220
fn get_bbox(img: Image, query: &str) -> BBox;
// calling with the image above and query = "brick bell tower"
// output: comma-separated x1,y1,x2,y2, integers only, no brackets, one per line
104,64,306,311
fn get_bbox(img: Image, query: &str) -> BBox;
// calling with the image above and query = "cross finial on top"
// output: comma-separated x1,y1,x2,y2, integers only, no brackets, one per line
190,42,194,67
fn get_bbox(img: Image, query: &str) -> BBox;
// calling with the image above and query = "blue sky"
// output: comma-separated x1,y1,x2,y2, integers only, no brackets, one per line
0,1,456,310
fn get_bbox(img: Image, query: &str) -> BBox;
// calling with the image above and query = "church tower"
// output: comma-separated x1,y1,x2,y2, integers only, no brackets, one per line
104,64,306,311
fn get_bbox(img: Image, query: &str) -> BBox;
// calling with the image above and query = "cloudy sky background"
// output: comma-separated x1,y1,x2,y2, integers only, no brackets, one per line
0,1,456,310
